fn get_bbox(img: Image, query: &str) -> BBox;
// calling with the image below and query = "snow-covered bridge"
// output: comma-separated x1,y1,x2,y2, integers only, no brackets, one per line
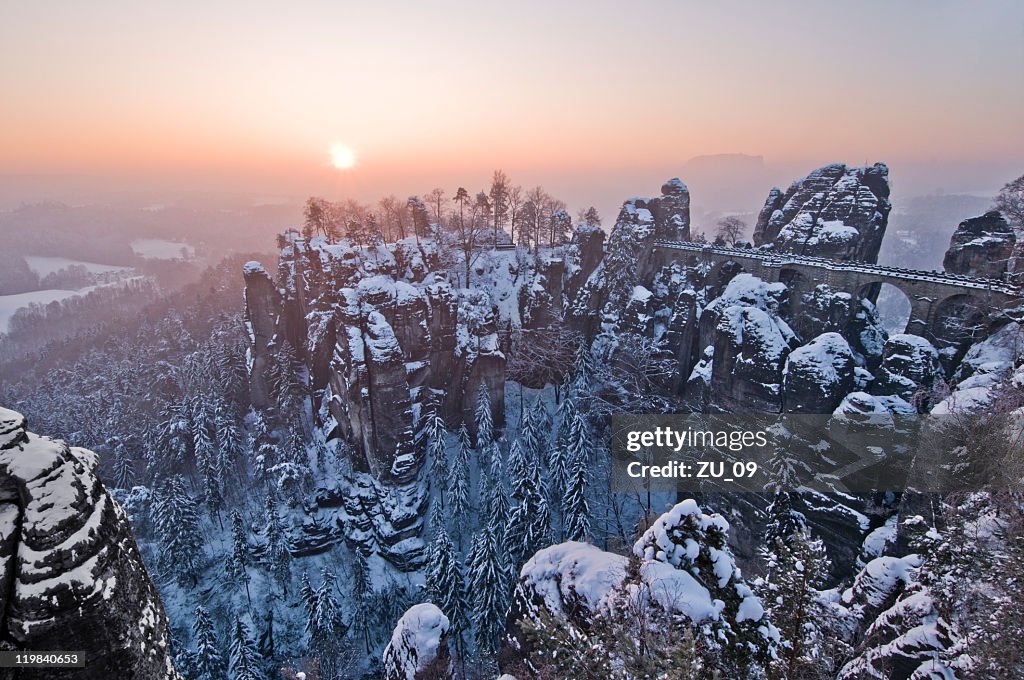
646,240,1022,344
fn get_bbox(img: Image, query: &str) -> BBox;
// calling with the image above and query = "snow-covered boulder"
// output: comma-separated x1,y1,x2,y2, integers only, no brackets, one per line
382,603,450,680
782,332,856,413
0,407,182,679
942,210,1016,279
697,273,798,410
753,163,891,263
510,500,775,673
871,335,943,404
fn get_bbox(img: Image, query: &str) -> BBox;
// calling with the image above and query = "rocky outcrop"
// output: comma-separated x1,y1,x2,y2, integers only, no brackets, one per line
753,163,891,263
942,210,1015,279
870,334,943,404
381,603,450,680
693,273,798,411
782,332,856,413
0,408,180,680
243,261,281,408
567,179,691,335
507,500,775,675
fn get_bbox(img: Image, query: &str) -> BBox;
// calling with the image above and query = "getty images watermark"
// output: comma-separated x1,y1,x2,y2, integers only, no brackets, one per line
610,412,1019,495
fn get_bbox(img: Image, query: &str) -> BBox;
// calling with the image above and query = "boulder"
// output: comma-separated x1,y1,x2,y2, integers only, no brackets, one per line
782,332,856,413
942,210,1015,278
0,408,181,679
753,163,891,263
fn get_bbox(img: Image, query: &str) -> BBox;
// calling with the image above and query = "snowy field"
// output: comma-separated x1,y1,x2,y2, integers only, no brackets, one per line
131,238,195,260
23,255,132,277
0,289,83,332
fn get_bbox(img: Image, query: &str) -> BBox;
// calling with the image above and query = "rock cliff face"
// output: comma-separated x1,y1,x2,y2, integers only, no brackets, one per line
244,239,505,479
942,210,1015,278
753,163,891,263
0,408,180,680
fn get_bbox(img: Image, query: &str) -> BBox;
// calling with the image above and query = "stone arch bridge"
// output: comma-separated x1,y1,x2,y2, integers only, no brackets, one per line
646,240,1022,345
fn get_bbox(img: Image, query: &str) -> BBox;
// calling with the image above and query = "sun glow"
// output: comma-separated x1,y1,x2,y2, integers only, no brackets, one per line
329,143,357,170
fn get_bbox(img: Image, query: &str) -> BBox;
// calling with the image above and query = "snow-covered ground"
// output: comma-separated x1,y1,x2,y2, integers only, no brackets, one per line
0,289,85,332
0,278,147,333
131,238,195,260
22,255,132,278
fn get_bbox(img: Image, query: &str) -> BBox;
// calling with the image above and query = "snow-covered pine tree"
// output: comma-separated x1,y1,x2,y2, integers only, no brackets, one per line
191,605,225,680
763,490,807,549
228,618,263,680
425,402,448,505
561,445,591,543
507,439,552,567
262,495,292,594
549,388,584,501
425,522,469,652
215,400,244,473
758,526,837,679
112,443,134,489
474,383,494,466
350,552,375,654
226,510,253,608
572,339,596,395
152,475,203,586
308,568,346,679
520,397,549,469
468,520,509,655
448,423,472,545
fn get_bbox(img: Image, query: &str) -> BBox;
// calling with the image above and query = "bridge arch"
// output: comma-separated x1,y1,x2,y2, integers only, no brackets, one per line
854,281,913,335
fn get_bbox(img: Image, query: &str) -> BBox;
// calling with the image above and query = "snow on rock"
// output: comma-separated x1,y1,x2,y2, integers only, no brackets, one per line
753,162,891,263
782,332,855,413
872,334,942,403
932,322,1023,414
942,210,1016,279
382,603,450,680
841,554,921,612
513,500,774,664
519,541,630,617
0,407,181,679
697,273,797,410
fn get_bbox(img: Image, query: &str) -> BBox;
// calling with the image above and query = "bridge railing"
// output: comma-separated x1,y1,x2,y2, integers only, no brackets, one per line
650,240,1022,295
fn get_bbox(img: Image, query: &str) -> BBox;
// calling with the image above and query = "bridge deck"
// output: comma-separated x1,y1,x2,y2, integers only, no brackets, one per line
651,240,1022,296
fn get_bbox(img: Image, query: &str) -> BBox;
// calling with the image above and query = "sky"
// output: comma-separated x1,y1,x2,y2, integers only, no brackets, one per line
1,0,1023,217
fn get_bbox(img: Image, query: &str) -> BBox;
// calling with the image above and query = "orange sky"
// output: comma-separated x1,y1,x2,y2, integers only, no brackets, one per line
2,1,1022,210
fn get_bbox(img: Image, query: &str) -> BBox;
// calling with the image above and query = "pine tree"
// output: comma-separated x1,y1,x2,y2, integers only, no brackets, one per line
228,618,263,680
192,399,224,517
572,341,596,394
192,605,225,680
507,440,552,567
425,523,469,652
262,496,292,594
349,553,374,654
215,401,243,473
152,475,203,586
308,568,346,678
549,390,583,499
448,424,472,544
561,445,590,542
112,443,135,489
425,403,449,506
475,383,494,446
757,527,834,679
468,521,509,655
226,510,253,608
763,491,807,549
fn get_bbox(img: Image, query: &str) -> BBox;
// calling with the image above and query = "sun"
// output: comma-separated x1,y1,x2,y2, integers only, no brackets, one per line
329,143,357,170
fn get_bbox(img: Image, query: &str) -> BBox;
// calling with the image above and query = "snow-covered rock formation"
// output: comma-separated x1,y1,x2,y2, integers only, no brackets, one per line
381,603,450,680
0,407,180,679
753,163,891,263
508,499,776,675
942,210,1016,279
